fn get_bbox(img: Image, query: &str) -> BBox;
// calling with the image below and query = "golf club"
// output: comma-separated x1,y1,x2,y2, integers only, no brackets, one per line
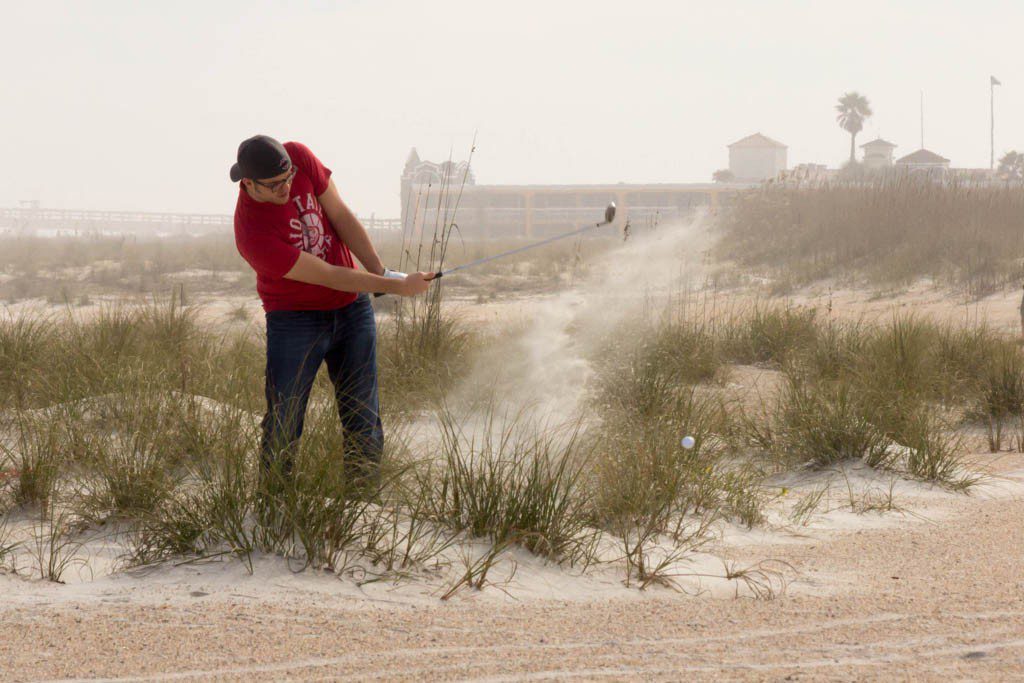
375,202,617,296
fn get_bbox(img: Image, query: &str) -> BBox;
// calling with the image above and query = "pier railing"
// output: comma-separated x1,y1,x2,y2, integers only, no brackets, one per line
0,207,402,236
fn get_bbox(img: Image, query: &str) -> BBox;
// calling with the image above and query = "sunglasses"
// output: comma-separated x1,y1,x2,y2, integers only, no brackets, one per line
253,165,297,192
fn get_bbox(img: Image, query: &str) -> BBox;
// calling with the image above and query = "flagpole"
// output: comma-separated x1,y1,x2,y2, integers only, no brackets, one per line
920,90,924,149
991,77,995,170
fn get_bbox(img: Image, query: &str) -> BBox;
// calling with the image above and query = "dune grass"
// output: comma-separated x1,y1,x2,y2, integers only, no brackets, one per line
763,376,890,469
718,304,819,367
715,179,1024,295
0,280,1006,591
0,218,619,308
424,407,597,566
2,177,1016,592
0,512,15,570
28,500,87,582
377,301,473,408
0,233,255,304
125,399,457,575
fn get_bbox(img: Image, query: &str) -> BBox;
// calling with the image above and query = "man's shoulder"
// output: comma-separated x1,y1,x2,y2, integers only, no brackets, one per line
284,141,313,157
233,190,266,236
232,189,249,221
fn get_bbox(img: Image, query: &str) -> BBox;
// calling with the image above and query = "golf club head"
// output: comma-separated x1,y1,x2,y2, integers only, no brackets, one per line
604,202,617,224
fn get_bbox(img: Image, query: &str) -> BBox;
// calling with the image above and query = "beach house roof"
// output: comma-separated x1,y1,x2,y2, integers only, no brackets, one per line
728,133,787,149
895,149,949,165
860,138,897,149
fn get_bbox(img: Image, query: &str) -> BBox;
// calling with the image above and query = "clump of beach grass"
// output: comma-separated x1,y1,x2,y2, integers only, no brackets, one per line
72,390,185,523
835,469,902,515
128,399,453,576
587,336,765,587
0,409,65,511
0,314,59,408
730,314,984,488
719,304,819,367
377,304,474,409
788,484,828,526
127,403,258,568
27,500,88,583
760,376,889,469
890,408,978,489
971,342,1024,451
588,421,725,589
424,406,597,566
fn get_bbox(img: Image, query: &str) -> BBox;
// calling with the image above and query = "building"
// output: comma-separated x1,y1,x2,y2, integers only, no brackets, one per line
401,148,475,198
894,148,950,175
860,138,897,169
727,133,788,181
402,180,750,240
400,149,755,239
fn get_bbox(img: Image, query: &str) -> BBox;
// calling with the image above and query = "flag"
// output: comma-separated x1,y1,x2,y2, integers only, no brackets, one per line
992,75,1002,86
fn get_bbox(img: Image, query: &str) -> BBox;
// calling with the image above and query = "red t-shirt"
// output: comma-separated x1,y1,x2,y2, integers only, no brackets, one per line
234,141,358,312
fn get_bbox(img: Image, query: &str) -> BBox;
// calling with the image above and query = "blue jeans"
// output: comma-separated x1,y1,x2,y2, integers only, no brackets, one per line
260,294,383,483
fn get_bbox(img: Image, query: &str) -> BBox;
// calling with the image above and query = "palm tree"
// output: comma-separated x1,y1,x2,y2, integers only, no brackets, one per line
835,92,873,165
997,151,1024,182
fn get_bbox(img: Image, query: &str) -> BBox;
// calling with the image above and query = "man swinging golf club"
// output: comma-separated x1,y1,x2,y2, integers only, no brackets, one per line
231,134,433,487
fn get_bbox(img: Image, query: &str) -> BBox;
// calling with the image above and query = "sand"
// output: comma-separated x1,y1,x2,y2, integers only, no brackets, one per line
1,453,1022,681
5,221,1024,680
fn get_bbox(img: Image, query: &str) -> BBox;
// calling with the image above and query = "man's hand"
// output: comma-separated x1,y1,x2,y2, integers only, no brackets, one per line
396,272,434,297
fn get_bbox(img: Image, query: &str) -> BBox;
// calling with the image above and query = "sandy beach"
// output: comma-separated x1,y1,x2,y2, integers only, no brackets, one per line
1,446,1021,681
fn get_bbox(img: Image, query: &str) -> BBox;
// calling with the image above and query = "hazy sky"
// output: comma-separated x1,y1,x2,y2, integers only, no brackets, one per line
2,0,1022,217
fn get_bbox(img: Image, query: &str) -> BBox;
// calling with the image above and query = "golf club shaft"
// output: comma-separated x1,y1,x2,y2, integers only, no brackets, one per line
375,202,616,295
433,217,612,279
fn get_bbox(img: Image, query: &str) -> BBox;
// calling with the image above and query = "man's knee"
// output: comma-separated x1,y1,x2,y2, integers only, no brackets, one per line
260,395,309,473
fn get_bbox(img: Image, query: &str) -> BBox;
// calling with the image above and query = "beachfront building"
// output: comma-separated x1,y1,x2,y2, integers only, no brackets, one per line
401,180,748,240
401,161,753,240
860,138,898,169
895,148,951,176
401,148,475,194
400,142,764,239
727,133,788,181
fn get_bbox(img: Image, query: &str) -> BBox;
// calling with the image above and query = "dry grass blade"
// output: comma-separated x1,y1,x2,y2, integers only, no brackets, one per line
0,511,17,570
789,484,827,526
439,539,517,601
720,559,792,600
29,502,89,583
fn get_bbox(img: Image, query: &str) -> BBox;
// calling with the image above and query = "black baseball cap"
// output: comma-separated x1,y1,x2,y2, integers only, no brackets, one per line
229,135,292,182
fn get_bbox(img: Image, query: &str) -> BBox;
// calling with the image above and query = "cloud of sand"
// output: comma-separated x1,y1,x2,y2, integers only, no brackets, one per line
452,211,716,422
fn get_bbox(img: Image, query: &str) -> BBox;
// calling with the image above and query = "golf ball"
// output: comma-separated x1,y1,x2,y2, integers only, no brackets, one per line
681,435,696,450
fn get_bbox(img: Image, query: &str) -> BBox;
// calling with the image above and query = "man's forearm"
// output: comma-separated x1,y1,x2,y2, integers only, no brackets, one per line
329,266,401,294
285,250,400,293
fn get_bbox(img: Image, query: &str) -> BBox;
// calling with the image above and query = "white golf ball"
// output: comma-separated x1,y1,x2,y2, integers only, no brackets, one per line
681,435,696,449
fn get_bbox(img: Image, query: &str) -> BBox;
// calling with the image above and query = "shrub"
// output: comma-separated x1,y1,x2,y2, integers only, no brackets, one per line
425,407,596,565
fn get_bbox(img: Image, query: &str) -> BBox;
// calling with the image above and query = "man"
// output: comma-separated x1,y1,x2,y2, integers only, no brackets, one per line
231,134,433,485
1019,284,1024,339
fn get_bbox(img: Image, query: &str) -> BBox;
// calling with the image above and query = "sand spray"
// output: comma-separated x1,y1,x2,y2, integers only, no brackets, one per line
446,210,716,435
